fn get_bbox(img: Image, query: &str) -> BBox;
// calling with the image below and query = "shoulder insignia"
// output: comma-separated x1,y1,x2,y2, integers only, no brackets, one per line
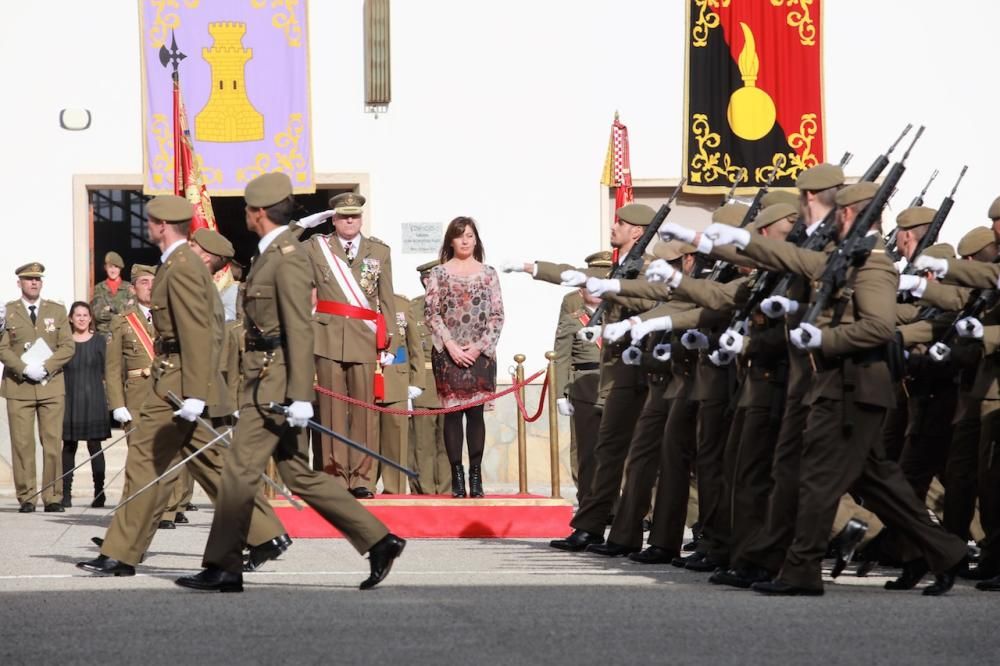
367,236,388,247
280,244,297,255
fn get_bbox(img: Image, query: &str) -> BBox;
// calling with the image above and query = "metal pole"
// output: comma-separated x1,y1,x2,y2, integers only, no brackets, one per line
544,351,561,499
514,354,528,494
265,460,278,500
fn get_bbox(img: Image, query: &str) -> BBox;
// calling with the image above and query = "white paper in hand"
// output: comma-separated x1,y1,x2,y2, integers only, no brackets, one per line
21,339,53,366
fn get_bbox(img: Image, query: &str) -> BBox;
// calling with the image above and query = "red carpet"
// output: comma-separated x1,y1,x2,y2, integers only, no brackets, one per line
272,494,574,538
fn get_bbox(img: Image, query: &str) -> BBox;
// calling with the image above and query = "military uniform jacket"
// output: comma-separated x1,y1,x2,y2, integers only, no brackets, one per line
91,280,135,334
409,295,440,409
380,294,425,405
740,233,897,408
0,299,74,400
307,234,396,363
553,306,603,406
241,227,315,406
104,304,155,411
935,259,1000,400
151,243,226,411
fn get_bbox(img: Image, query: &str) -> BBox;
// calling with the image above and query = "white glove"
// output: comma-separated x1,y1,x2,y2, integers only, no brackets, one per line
379,351,396,366
732,318,750,336
560,270,588,287
407,386,423,400
645,260,682,287
658,222,697,244
630,316,672,343
622,345,643,366
232,410,240,420
500,260,528,274
912,254,948,278
577,326,601,343
703,223,751,250
708,349,735,366
719,328,744,354
789,322,822,350
929,342,951,362
681,330,709,350
761,296,800,318
897,274,926,296
112,407,133,424
173,397,206,422
603,318,636,342
956,316,985,339
287,400,314,428
652,343,672,362
0,303,6,327
297,209,335,229
586,277,621,297
556,397,575,416
23,364,47,382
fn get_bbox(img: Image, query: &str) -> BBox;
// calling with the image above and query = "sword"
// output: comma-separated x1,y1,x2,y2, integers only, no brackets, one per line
266,402,419,479
25,427,135,504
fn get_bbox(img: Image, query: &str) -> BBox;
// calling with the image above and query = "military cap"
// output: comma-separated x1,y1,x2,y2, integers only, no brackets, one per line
921,243,956,260
245,172,293,208
584,250,613,268
896,206,937,229
712,203,751,227
616,203,656,227
754,203,798,230
192,228,235,259
147,195,194,223
796,163,845,191
330,192,366,215
15,262,44,278
761,189,800,208
957,226,996,257
104,251,124,268
653,240,697,262
130,264,156,280
988,196,1000,220
835,182,880,207
416,259,440,275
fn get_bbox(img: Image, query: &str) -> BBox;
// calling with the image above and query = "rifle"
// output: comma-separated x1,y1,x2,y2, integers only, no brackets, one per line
690,172,746,278
901,166,967,277
936,286,1000,348
885,169,938,261
799,127,924,337
860,123,913,182
585,178,686,327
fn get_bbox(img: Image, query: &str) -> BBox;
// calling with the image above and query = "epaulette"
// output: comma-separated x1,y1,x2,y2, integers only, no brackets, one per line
280,243,297,255
368,236,388,247
394,293,410,302
42,298,64,306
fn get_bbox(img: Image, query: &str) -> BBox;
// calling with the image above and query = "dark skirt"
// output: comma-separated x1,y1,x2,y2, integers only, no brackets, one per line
63,335,112,441
431,347,497,409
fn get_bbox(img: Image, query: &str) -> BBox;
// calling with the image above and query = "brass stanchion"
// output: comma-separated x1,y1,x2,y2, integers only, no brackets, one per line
544,351,561,498
514,354,528,494
264,459,278,500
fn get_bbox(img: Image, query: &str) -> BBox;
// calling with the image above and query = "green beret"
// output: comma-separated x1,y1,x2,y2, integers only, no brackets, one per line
245,172,293,208
147,195,194,223
416,259,440,274
957,227,996,257
761,190,800,208
192,228,235,259
896,206,937,229
15,262,44,278
921,243,956,260
796,163,845,191
712,203,750,227
754,203,798,230
584,250,613,268
130,264,156,280
616,203,656,227
104,251,124,268
988,196,1000,221
835,182,880,207
330,192,366,215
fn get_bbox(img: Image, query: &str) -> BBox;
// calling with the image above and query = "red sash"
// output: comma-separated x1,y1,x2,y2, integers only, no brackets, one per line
316,300,388,400
123,312,155,363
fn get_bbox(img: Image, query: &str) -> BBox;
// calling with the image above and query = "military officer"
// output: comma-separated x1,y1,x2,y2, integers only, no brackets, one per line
0,262,75,512
91,251,134,336
305,192,397,498
177,172,404,593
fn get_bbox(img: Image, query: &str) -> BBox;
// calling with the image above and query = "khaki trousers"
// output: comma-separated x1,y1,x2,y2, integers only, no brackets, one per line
409,413,451,494
7,395,64,506
204,403,389,574
316,357,380,489
569,398,603,506
647,396,698,553
379,407,408,494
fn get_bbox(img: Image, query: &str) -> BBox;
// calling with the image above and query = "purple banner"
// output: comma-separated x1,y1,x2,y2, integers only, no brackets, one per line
140,0,313,195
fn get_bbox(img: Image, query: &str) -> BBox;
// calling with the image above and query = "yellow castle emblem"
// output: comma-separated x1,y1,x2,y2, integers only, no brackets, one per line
195,22,264,143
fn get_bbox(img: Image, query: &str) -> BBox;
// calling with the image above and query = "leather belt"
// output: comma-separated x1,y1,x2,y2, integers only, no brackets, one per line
572,362,600,371
126,368,151,378
155,339,181,355
245,334,284,352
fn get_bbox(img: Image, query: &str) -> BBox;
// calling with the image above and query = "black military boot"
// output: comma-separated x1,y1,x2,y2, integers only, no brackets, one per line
451,464,467,498
469,464,485,498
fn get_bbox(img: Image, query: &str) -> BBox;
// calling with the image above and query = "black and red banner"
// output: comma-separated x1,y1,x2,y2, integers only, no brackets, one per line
683,0,824,193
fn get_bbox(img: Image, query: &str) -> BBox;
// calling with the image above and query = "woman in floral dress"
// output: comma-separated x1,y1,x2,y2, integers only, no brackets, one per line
425,217,504,497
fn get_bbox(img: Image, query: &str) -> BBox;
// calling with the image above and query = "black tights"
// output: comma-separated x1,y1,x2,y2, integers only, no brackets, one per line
62,440,106,485
444,406,485,466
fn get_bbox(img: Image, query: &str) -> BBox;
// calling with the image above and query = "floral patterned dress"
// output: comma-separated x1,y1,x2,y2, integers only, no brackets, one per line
424,264,505,409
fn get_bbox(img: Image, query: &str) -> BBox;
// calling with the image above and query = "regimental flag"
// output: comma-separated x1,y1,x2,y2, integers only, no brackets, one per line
683,0,824,194
601,112,635,218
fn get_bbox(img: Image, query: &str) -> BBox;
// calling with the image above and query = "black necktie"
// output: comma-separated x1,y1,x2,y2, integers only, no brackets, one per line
29,305,36,325
345,241,353,264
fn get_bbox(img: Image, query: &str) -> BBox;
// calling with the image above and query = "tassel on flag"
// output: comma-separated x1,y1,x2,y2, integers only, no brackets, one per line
601,111,635,219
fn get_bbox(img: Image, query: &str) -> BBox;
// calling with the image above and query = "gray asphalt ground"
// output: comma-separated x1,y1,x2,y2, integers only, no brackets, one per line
1,501,997,666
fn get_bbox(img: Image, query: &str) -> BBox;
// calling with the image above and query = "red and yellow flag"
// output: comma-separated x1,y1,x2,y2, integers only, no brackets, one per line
601,112,635,216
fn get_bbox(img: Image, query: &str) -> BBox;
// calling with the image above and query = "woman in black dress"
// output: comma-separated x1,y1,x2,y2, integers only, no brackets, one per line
61,302,112,507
